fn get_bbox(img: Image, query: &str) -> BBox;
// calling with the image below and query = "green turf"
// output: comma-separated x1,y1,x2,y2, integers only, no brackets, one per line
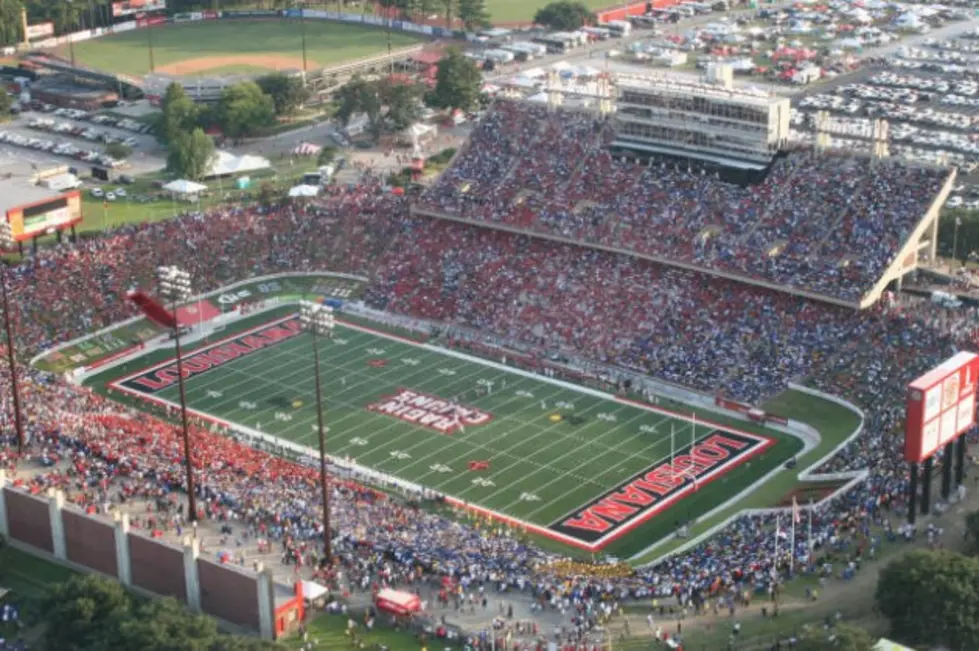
63,20,424,78
100,311,801,557
0,546,77,598
283,611,455,650
34,276,362,373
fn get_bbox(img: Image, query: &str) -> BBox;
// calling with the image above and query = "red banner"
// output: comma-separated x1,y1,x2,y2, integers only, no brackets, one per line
715,396,788,426
136,15,167,28
127,290,177,329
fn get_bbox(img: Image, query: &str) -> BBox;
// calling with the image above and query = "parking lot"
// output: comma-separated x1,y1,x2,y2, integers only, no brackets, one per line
0,105,164,176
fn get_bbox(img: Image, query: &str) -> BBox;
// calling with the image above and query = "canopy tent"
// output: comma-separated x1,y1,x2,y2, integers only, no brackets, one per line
374,589,421,616
288,184,320,198
301,580,329,602
293,142,322,156
873,640,914,651
204,151,271,179
162,179,207,196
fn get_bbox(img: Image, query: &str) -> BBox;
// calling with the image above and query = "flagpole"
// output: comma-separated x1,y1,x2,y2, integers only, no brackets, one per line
774,514,780,574
790,510,796,575
670,423,675,466
808,499,814,558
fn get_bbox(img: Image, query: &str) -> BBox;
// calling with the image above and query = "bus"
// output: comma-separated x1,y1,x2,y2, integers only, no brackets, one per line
605,20,632,37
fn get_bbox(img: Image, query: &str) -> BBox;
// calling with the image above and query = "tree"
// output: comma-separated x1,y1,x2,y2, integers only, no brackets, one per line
430,47,482,112
334,76,370,128
939,209,979,262
167,127,216,180
216,81,276,141
380,80,423,132
255,73,309,116
965,509,979,555
208,637,284,650
457,0,490,32
115,598,220,650
104,142,133,160
440,0,455,29
877,549,979,651
0,88,12,117
0,0,25,48
317,146,338,167
794,623,876,651
159,82,200,144
533,0,594,30
40,575,133,651
332,77,394,140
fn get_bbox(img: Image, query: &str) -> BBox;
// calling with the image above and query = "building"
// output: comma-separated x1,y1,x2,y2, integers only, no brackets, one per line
611,73,791,169
1,174,83,252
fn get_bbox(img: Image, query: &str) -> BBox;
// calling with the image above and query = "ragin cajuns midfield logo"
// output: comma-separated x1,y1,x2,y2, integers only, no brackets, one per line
366,389,492,435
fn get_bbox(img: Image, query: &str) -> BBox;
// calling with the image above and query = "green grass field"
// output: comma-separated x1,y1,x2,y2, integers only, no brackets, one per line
101,309,801,557
65,19,424,78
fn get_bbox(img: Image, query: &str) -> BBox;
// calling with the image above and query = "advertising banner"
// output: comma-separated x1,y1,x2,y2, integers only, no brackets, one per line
173,12,204,22
221,10,280,18
25,22,55,40
113,0,167,17
113,20,138,33
136,15,167,27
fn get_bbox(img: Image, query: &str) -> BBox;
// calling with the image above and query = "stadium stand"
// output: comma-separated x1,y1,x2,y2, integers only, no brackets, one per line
0,168,973,647
415,101,952,306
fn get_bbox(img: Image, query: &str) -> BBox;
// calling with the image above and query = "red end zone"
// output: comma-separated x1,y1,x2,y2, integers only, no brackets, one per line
445,422,774,552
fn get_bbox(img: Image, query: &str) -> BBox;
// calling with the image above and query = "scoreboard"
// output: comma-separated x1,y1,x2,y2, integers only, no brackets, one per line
5,191,83,242
905,351,979,463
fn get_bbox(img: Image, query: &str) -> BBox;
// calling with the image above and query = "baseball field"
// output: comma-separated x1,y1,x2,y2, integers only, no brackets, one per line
64,19,425,78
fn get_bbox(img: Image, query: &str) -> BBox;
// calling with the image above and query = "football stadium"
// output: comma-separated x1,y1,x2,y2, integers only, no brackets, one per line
1,35,978,649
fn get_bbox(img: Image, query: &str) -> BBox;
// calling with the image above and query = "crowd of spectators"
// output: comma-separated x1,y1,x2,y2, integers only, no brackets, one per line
419,101,949,303
0,148,973,643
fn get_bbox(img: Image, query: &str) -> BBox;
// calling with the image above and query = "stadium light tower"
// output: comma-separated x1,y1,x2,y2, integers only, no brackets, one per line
157,265,198,524
0,222,25,454
299,300,335,562
294,0,308,82
65,0,77,68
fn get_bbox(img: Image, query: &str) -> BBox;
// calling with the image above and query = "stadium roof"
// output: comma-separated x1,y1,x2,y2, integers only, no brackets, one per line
0,178,65,214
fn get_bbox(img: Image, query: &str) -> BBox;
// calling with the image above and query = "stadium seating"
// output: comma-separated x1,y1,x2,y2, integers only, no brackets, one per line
418,101,948,302
0,173,973,633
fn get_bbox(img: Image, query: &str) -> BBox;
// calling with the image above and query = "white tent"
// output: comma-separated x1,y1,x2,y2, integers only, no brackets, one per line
205,151,272,178
301,580,329,602
288,184,320,198
162,179,208,196
873,640,913,651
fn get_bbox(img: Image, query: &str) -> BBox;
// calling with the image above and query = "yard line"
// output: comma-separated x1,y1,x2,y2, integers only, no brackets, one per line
274,345,519,459
489,408,675,513
173,325,461,442
520,419,707,520
395,382,575,482
173,329,390,436
190,336,485,452
449,397,617,502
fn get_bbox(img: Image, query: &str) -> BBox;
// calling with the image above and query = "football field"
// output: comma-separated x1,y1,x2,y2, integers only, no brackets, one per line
106,313,797,556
